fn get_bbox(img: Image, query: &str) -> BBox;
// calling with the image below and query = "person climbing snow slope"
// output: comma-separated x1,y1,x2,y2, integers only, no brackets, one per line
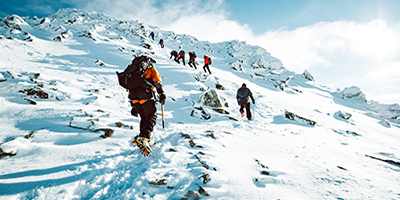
236,83,255,120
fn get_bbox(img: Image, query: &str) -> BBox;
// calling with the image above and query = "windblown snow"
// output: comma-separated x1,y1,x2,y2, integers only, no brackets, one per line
0,8,399,200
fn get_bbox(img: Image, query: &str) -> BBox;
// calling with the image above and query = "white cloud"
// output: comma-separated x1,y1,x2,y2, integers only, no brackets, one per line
83,0,253,42
250,20,400,103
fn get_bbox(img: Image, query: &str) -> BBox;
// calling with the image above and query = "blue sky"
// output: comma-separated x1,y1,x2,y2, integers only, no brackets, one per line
227,0,400,32
1,0,400,104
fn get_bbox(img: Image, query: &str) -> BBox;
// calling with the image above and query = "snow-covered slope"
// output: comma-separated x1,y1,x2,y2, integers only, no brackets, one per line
0,8,399,200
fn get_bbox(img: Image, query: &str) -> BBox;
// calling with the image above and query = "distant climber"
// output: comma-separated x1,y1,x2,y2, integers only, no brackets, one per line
149,32,155,41
177,50,185,66
170,50,179,63
158,39,164,48
236,83,255,120
188,51,197,69
203,55,212,74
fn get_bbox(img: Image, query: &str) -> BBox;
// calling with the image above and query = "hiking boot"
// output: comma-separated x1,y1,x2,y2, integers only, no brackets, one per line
248,117,252,120
240,112,244,117
132,136,152,156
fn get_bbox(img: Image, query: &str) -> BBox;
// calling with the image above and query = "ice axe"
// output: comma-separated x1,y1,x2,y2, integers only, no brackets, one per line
161,103,165,129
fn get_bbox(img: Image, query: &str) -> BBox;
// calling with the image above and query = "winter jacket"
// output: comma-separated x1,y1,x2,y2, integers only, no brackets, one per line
236,86,255,104
178,50,185,58
189,52,196,61
129,65,163,104
204,57,209,65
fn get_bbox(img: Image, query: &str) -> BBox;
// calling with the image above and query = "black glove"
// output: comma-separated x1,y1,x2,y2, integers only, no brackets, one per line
159,93,166,105
131,106,139,117
252,100,255,104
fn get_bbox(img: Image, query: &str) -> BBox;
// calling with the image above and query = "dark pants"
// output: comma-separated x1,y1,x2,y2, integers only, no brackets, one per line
177,57,185,65
239,102,252,120
135,100,157,139
203,64,211,74
189,60,196,69
170,55,179,63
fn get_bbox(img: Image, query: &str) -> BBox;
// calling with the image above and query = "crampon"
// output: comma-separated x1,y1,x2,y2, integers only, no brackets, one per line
132,136,152,156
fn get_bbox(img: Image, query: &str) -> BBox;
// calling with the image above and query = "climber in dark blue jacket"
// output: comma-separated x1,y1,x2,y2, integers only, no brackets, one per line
236,83,255,120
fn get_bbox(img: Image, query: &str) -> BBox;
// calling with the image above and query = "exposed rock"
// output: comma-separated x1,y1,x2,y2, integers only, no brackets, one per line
149,179,166,186
199,89,222,107
115,122,131,128
98,128,114,138
198,186,210,196
190,107,211,120
261,170,270,175
302,70,315,81
285,111,316,126
95,59,105,67
61,30,73,38
189,139,203,148
199,173,211,184
255,159,269,169
335,111,352,120
184,191,199,199
342,86,367,102
346,130,359,136
168,148,177,152
53,36,62,42
24,129,42,139
206,133,216,139
364,154,400,167
24,98,37,105
195,155,214,170
141,43,151,50
19,88,49,99
0,73,6,82
0,148,16,159
180,133,191,139
215,83,225,90
2,15,28,30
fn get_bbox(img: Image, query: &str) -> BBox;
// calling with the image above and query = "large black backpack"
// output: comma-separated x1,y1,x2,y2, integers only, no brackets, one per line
116,56,156,90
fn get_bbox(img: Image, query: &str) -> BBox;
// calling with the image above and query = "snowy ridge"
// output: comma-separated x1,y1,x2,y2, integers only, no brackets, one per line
0,8,399,199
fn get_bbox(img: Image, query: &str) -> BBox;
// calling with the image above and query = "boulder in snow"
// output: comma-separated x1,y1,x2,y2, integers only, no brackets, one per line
199,89,223,107
0,148,16,159
285,111,316,126
334,111,352,120
302,70,315,81
342,86,367,102
53,36,62,42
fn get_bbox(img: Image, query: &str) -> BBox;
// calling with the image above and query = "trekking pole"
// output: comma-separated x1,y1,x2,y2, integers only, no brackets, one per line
161,103,165,129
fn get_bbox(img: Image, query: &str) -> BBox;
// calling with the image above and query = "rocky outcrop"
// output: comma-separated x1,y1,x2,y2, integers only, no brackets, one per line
342,86,367,102
335,111,352,120
302,70,315,81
